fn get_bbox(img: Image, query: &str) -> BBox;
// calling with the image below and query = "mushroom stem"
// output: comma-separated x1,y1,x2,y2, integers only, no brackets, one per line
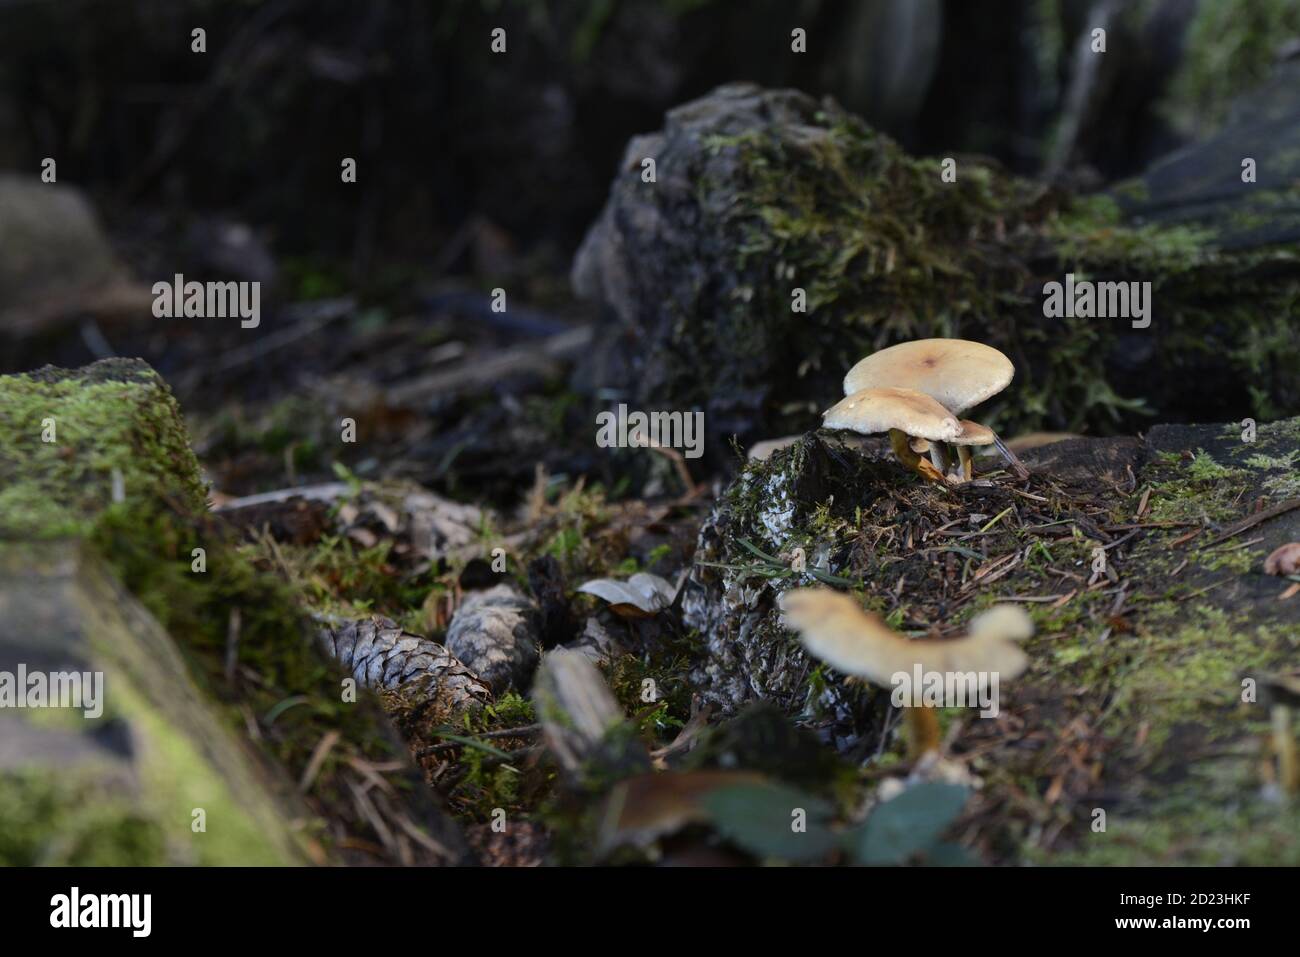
1273,704,1297,795
957,444,974,482
991,431,1030,481
928,442,950,476
889,429,946,482
904,707,941,759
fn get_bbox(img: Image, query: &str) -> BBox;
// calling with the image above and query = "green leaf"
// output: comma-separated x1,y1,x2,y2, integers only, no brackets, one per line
736,538,782,563
851,783,969,865
701,783,839,863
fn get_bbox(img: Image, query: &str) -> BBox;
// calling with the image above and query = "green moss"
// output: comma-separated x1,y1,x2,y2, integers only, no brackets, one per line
105,667,298,865
1024,580,1298,866
1186,449,1235,481
1047,800,1300,866
698,415,1300,865
91,506,412,824
1243,449,1300,471
0,770,166,866
687,97,1300,438
0,363,206,540
276,534,432,620
0,361,440,863
1106,607,1292,751
701,119,1048,429
1145,452,1251,524
192,394,327,480
1163,0,1300,135
603,650,693,743
1192,542,1257,573
1044,197,1215,274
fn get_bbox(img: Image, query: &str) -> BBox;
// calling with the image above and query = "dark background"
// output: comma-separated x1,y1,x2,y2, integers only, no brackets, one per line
0,0,1231,295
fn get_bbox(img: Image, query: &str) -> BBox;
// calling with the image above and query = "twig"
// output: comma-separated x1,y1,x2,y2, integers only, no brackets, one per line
979,506,1016,533
176,299,355,392
1203,499,1300,548
991,432,1031,481
1100,528,1142,551
298,729,341,794
418,725,540,756
1134,486,1152,520
224,607,241,684
1176,578,1232,602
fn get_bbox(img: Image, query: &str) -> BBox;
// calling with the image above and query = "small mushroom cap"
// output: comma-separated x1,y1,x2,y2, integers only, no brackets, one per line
948,420,997,447
843,339,1014,414
779,588,1031,688
1263,542,1300,577
965,604,1035,644
823,386,961,441
909,437,931,454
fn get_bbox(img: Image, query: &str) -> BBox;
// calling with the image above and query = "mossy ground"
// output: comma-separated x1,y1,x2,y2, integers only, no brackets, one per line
690,419,1300,864
0,769,167,866
231,463,706,850
8,357,1296,864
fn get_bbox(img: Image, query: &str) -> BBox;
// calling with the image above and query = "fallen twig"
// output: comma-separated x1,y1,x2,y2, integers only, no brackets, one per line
1203,498,1300,548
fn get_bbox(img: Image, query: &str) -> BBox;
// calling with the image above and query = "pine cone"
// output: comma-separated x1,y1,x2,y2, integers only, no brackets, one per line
445,584,542,693
317,615,490,710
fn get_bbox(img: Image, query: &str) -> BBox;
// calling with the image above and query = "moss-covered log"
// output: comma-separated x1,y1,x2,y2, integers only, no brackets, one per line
0,543,305,865
574,83,1300,454
0,359,469,865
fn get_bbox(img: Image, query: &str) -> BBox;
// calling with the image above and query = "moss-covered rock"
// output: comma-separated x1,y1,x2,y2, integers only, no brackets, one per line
0,358,207,539
1161,0,1300,138
683,415,1300,863
0,543,304,865
0,176,148,337
0,359,469,864
1119,57,1300,256
574,83,1300,452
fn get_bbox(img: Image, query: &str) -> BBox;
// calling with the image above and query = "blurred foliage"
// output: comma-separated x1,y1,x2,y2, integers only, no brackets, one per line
1165,0,1300,136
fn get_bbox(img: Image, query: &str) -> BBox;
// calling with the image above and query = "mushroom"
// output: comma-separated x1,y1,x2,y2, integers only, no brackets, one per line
1249,672,1300,796
779,588,1033,759
822,386,962,483
1263,543,1300,577
842,338,1027,479
947,419,996,482
844,338,1014,412
905,436,950,477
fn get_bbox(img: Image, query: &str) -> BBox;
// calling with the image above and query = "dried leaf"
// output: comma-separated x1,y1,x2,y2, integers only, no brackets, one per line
578,572,676,616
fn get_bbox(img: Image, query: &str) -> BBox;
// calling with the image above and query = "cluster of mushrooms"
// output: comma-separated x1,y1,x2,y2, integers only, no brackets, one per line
778,338,1036,762
822,338,1023,483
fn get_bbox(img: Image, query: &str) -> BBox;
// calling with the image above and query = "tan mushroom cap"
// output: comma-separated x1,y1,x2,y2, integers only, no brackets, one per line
823,387,961,441
948,420,996,447
779,588,1031,688
843,338,1014,414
